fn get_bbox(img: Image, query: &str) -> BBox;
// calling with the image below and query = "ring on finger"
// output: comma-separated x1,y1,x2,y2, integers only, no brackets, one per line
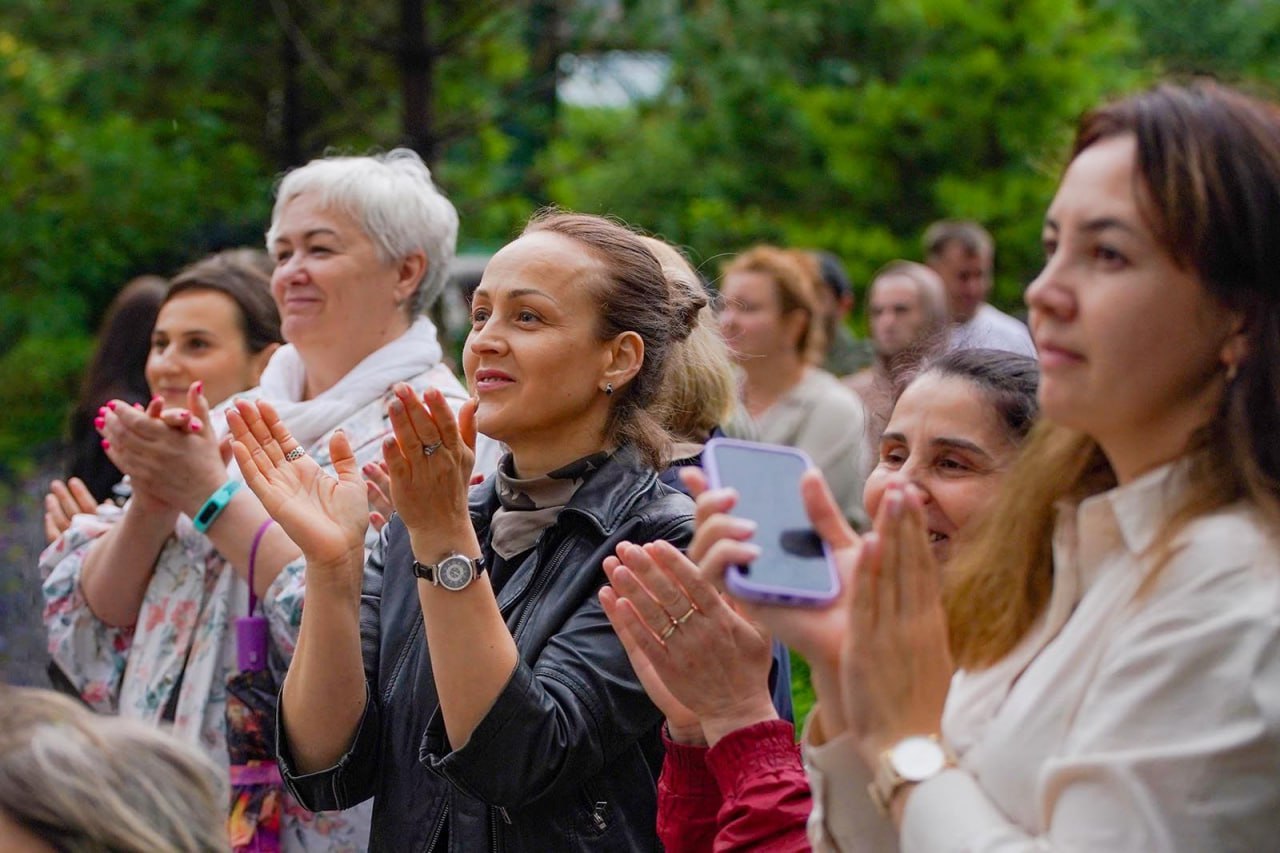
659,621,678,641
423,441,443,457
284,447,306,462
675,604,698,625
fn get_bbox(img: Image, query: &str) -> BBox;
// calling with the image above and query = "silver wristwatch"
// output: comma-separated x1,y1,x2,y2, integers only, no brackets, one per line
411,553,485,591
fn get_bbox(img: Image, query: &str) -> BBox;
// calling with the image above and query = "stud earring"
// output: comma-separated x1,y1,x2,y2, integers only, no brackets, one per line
605,383,614,396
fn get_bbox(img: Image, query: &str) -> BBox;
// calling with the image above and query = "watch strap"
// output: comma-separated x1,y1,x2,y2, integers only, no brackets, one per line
867,735,954,817
192,480,242,533
412,554,485,586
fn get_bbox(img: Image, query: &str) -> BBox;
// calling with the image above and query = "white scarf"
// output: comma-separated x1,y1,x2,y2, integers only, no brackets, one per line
255,316,445,451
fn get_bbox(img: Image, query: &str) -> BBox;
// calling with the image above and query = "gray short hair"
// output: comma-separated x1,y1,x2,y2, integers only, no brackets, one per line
266,148,459,316
922,219,994,262
0,687,227,852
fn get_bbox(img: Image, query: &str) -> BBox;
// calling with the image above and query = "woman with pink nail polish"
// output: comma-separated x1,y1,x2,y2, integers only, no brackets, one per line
41,150,501,852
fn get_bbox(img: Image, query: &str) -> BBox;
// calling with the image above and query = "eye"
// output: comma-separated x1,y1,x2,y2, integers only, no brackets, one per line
936,456,973,473
309,245,333,257
880,447,907,466
516,309,540,324
1094,244,1128,268
274,250,292,265
1041,238,1058,259
470,307,491,327
186,337,211,352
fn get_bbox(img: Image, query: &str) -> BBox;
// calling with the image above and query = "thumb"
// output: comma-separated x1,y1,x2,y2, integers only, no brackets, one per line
330,429,360,485
187,380,212,424
219,434,234,467
458,397,479,452
801,469,859,550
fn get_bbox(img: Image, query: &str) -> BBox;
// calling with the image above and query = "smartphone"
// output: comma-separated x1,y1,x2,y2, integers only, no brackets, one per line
701,437,841,606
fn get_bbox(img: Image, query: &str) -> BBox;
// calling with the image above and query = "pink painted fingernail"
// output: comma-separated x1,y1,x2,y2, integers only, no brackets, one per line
107,401,117,411
101,439,110,450
151,396,163,405
194,381,203,396
93,417,104,429
133,403,143,410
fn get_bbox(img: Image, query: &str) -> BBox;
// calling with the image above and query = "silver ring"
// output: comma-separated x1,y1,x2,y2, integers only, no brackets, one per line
422,441,443,457
659,621,678,641
674,605,698,625
284,447,306,462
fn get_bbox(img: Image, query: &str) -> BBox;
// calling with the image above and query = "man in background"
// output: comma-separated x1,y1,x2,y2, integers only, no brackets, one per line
923,220,1036,358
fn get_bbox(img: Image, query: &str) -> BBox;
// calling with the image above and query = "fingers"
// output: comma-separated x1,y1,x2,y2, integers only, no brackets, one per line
390,384,439,452
599,584,661,673
328,429,359,486
370,511,387,533
423,387,462,450
240,399,290,467
43,511,62,544
876,487,902,616
851,531,880,636
156,408,202,432
899,485,941,614
186,380,210,424
701,537,762,594
227,404,278,483
646,540,724,616
801,469,859,550
66,478,97,514
688,510,756,568
458,397,479,453
616,542,693,619
678,466,709,497
693,485,737,529
145,396,164,419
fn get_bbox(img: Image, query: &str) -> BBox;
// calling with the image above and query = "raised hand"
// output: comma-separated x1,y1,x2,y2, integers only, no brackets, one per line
841,479,952,769
228,399,368,577
601,540,776,747
43,477,101,542
682,465,862,738
362,459,394,533
382,384,477,551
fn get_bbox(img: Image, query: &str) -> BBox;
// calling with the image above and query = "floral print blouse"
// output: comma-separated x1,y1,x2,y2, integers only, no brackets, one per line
40,363,497,852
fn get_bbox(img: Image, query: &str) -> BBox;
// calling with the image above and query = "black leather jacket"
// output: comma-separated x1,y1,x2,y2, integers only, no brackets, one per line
278,449,694,852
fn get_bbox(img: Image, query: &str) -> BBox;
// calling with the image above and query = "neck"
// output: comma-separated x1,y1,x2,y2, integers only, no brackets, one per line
296,316,411,400
504,415,613,480
1096,383,1223,485
740,353,807,415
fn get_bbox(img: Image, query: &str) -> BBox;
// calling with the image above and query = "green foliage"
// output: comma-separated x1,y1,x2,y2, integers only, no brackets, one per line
0,334,92,469
544,0,1138,305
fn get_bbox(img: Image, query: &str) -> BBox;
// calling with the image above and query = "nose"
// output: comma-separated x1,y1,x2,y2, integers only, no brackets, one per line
1025,252,1076,324
466,318,506,357
889,464,933,508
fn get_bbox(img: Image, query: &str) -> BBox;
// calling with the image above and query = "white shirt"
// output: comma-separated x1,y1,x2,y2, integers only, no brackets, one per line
804,463,1280,852
949,302,1037,358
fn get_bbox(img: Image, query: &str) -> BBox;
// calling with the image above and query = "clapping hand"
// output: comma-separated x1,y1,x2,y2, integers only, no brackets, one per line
227,399,368,586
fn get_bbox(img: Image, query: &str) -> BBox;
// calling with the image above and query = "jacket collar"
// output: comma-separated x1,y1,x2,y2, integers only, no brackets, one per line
470,446,658,540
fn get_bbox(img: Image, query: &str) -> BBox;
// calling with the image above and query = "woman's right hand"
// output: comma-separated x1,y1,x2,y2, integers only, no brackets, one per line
228,399,368,580
601,540,777,747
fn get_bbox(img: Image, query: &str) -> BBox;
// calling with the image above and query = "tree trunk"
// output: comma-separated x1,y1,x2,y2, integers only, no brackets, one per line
400,0,436,166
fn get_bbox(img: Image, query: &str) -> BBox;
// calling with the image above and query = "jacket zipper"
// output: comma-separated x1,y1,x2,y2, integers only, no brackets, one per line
424,802,449,853
511,536,575,642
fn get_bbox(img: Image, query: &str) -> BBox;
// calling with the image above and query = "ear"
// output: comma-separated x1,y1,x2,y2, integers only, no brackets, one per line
248,343,281,387
1219,312,1248,378
600,331,645,393
393,251,428,309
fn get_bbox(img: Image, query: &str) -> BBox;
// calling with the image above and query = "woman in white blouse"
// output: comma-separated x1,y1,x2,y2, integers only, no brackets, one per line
698,81,1280,851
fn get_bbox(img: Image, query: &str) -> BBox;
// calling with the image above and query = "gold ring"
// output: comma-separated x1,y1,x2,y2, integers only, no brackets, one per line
675,605,698,625
659,621,678,641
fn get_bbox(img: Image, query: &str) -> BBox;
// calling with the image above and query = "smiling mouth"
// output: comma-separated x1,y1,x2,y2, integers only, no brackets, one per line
928,531,948,543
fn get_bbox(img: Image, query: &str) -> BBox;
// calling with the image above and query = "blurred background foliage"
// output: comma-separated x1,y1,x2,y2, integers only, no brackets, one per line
1,0,1278,472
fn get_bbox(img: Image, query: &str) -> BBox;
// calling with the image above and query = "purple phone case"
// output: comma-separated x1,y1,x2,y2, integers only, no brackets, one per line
702,436,841,607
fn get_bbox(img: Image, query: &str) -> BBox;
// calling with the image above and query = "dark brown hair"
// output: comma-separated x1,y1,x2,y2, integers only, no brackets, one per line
916,348,1039,444
522,211,700,469
947,81,1280,668
166,249,282,356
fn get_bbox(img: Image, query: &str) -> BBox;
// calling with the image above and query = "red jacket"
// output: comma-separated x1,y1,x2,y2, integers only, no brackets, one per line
657,719,812,852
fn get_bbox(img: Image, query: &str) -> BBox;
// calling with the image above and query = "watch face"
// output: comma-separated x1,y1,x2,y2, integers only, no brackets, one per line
890,736,947,781
438,555,474,591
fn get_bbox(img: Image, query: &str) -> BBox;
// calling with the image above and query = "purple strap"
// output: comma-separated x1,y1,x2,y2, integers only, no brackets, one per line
247,519,274,617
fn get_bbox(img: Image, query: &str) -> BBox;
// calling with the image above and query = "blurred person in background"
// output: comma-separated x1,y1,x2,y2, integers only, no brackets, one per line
807,250,874,377
924,219,1036,358
62,274,168,504
844,261,949,444
0,685,227,852
719,245,870,527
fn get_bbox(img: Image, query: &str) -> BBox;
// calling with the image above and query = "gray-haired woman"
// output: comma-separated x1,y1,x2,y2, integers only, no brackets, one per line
41,149,498,849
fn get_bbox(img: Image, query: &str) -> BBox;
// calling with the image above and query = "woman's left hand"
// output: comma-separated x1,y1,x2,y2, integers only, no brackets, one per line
384,384,477,551
841,478,953,771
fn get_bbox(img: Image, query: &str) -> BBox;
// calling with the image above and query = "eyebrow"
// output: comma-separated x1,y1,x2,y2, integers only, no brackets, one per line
273,228,340,245
1042,216,1140,236
881,432,995,461
472,286,559,304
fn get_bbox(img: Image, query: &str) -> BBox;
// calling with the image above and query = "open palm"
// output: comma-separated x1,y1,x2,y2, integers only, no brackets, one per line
228,399,368,571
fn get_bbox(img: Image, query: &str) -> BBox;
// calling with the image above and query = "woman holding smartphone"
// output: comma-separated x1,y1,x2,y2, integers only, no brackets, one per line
229,212,703,851
693,82,1280,851
602,348,1037,851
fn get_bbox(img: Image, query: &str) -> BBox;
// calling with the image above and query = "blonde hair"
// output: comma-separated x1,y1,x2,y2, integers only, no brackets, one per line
0,686,227,852
722,246,826,364
640,237,736,443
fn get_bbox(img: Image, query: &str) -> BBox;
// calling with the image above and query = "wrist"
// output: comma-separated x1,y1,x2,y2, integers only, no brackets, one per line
697,694,779,748
665,720,707,747
182,473,231,519
408,525,480,566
